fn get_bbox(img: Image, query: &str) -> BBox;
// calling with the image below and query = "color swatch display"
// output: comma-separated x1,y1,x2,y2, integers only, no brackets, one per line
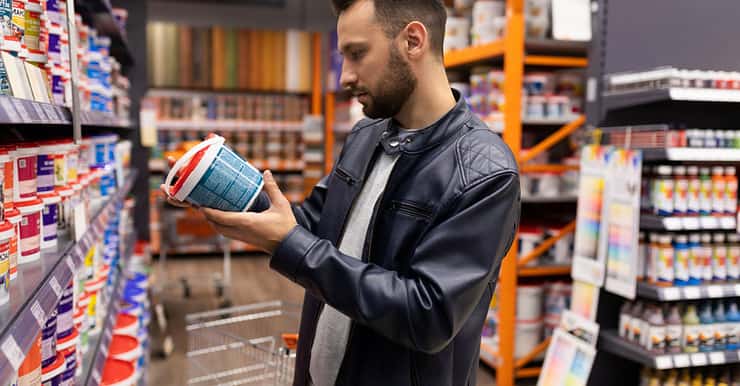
147,23,313,92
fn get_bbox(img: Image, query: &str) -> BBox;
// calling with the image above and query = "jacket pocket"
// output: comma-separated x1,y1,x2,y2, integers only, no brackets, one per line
334,166,356,186
391,200,433,221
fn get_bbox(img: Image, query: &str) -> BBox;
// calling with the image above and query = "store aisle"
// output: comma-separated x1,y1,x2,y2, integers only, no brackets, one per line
147,255,498,385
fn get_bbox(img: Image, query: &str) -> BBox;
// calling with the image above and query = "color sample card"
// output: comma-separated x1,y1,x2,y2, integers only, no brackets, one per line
570,280,600,322
538,329,597,386
572,145,611,286
600,149,642,300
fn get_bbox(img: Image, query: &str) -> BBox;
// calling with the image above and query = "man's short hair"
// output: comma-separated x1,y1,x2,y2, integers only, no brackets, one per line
332,0,447,58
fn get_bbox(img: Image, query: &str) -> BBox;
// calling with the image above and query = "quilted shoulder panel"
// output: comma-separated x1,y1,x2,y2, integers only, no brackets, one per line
456,128,518,186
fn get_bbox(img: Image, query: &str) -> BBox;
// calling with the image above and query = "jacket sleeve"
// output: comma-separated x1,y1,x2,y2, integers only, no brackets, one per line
270,170,520,354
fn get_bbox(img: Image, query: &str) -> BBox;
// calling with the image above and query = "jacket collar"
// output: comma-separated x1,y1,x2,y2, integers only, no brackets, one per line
380,88,470,155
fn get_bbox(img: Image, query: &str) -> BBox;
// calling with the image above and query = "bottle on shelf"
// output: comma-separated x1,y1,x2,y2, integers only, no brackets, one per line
700,167,713,216
665,304,684,354
712,233,727,282
701,233,714,284
698,302,715,353
683,303,701,353
647,304,667,354
712,166,726,215
689,233,703,285
656,166,675,216
620,301,633,339
727,234,740,281
724,166,738,215
674,166,689,216
713,301,727,351
674,235,691,286
657,234,675,285
687,166,701,216
630,301,646,344
726,301,740,350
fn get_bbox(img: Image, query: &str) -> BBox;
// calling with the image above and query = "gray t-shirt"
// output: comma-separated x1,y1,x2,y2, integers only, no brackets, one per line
309,151,400,386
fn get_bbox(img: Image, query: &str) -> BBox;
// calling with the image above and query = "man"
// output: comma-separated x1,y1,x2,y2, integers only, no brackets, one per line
166,0,519,384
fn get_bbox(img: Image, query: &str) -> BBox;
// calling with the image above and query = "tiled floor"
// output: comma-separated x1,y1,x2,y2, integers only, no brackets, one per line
147,255,498,385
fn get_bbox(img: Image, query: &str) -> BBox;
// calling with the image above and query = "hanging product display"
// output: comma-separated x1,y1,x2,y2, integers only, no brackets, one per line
600,149,642,299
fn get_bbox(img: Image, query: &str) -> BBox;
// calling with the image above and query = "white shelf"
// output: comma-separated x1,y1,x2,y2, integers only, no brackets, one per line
640,214,736,231
637,281,740,301
642,148,740,161
156,120,304,131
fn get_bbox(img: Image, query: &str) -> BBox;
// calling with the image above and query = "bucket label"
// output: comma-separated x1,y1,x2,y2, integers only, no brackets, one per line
19,211,40,257
10,1,23,46
187,147,263,211
42,203,57,242
37,154,54,193
16,155,37,200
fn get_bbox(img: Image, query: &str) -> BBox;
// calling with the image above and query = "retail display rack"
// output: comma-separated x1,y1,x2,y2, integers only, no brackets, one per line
438,1,590,385
0,171,137,383
584,0,740,385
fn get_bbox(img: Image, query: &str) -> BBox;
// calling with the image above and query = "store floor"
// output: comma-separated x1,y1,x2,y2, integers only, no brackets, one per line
147,255,498,385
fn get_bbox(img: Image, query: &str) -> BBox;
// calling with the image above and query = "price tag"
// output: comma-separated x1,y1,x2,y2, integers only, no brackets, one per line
30,300,45,327
655,355,673,369
672,354,690,368
683,287,701,299
105,328,112,341
734,284,740,296
708,286,723,298
73,204,88,242
49,276,62,297
1,337,24,371
12,99,31,122
690,353,707,366
66,256,75,273
0,98,19,122
709,352,726,365
663,288,681,301
101,343,108,356
30,102,47,121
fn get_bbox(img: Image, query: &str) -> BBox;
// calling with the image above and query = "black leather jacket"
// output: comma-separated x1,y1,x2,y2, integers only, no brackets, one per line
264,90,520,386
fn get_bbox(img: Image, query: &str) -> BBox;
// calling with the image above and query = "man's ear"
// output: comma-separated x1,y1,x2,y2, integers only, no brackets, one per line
403,21,428,60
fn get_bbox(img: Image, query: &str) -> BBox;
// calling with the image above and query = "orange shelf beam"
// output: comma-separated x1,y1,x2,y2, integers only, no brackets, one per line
524,55,588,68
520,115,585,164
515,337,551,369
516,367,543,378
517,221,576,267
518,265,572,277
520,164,579,173
444,39,505,68
325,92,336,176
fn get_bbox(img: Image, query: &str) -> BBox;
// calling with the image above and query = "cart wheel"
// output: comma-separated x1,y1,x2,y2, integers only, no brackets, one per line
181,278,191,298
219,298,233,309
215,282,224,298
155,336,174,358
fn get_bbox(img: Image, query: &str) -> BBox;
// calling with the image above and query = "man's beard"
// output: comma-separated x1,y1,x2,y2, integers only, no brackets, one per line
358,45,417,119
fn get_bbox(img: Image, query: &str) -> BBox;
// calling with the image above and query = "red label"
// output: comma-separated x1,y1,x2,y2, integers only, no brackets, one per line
19,211,39,257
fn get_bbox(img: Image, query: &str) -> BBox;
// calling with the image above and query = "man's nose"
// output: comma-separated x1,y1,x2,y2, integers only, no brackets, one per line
340,62,358,90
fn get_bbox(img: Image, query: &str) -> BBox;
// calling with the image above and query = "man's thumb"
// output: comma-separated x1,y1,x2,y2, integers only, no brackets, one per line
263,170,287,206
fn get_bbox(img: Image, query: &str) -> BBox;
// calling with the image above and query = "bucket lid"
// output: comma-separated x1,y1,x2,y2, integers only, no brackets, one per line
16,198,44,213
101,358,135,386
109,334,140,358
55,186,73,197
56,328,79,351
114,313,138,335
0,221,13,241
41,352,65,381
73,307,84,324
84,276,106,293
39,192,61,205
165,135,225,201
5,208,20,222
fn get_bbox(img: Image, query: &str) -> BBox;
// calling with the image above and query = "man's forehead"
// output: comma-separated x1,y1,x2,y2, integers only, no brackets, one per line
337,0,380,44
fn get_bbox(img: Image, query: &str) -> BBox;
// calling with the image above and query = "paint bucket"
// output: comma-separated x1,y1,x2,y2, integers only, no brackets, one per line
1,147,13,213
515,319,544,358
14,143,40,202
37,142,57,193
113,313,138,338
164,135,264,212
519,225,543,267
517,284,544,321
109,334,142,364
40,352,65,386
18,334,42,386
57,328,78,386
16,198,43,263
5,207,20,279
0,220,12,305
101,358,135,386
55,185,72,233
0,149,8,222
24,0,44,63
39,192,60,249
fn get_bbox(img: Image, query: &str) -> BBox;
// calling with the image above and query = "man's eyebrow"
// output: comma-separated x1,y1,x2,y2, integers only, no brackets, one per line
339,42,368,54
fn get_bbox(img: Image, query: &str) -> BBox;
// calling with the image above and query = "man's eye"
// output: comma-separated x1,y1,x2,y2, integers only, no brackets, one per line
350,50,365,60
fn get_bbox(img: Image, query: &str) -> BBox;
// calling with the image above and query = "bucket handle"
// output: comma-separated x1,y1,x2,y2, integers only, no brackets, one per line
163,135,225,198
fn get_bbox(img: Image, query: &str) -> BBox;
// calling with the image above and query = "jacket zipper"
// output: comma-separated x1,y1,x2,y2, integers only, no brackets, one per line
392,201,432,220
335,167,356,186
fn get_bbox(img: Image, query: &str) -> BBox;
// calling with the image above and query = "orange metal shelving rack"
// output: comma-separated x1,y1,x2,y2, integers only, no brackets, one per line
443,1,588,385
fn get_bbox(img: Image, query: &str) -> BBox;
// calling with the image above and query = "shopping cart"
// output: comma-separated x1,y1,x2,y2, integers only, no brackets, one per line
186,301,301,386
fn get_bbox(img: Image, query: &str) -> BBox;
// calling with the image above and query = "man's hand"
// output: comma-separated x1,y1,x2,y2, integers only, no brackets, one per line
161,156,192,208
201,170,298,254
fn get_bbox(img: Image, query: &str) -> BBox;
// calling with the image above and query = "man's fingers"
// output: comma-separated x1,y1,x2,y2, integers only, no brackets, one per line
262,170,289,207
201,207,253,227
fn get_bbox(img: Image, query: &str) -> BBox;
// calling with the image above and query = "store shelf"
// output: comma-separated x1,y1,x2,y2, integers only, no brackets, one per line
603,88,740,111
640,214,736,231
522,116,582,126
77,0,135,70
636,281,740,301
480,339,498,369
79,234,134,386
147,87,310,97
518,265,572,277
0,96,130,128
0,170,137,382
444,39,589,69
641,148,740,162
155,120,304,131
521,196,578,204
600,329,740,369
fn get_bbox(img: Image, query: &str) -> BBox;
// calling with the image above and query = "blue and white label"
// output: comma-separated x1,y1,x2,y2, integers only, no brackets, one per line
186,146,263,212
